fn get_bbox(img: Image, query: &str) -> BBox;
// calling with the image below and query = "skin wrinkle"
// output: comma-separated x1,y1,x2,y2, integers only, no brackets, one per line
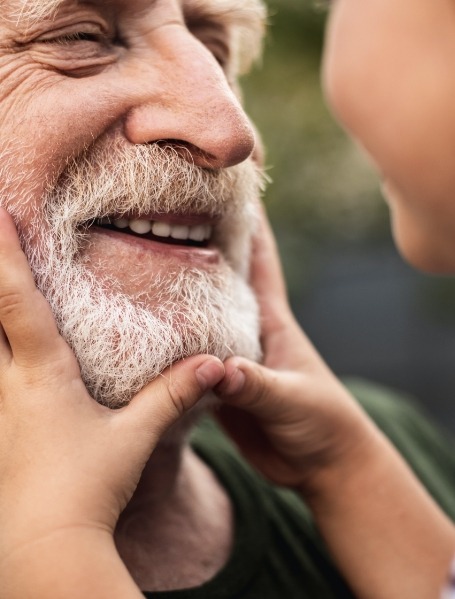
0,64,56,108
2,17,251,189
0,1,268,584
3,0,265,74
0,0,267,410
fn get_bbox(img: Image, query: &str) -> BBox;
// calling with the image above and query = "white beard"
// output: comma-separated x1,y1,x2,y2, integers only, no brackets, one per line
22,141,263,408
31,244,261,408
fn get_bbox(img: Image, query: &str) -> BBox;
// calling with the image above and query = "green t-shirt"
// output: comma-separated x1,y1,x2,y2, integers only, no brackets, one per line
144,379,455,598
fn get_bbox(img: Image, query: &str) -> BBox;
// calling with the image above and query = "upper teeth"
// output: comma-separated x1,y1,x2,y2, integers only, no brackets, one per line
99,217,212,242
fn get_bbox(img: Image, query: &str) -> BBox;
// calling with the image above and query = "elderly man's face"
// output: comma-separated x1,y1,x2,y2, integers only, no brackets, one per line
0,0,265,406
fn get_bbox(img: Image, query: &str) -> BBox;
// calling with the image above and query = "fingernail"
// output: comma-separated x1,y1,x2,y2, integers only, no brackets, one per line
224,368,246,396
196,359,225,392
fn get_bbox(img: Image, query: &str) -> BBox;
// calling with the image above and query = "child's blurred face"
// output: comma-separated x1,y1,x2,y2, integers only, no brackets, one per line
322,0,455,273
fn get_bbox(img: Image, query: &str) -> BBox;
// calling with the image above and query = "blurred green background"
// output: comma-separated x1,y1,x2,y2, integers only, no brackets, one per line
242,0,455,434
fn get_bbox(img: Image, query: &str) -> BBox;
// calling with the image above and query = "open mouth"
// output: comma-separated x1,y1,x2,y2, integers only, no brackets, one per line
91,215,214,248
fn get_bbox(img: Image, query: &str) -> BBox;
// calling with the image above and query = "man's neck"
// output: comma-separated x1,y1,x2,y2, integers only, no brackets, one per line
115,439,234,592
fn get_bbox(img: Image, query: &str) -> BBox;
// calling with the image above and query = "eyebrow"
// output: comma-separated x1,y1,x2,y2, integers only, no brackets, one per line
9,0,266,70
13,0,265,24
11,0,66,22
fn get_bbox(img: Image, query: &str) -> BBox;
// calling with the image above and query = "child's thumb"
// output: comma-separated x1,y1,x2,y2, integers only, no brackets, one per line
121,355,225,441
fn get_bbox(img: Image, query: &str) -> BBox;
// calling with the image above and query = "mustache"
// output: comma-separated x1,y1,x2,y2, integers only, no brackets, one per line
21,140,263,408
42,139,264,229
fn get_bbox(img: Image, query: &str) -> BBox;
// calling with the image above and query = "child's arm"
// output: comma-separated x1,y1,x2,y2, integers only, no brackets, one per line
0,208,225,598
216,204,455,599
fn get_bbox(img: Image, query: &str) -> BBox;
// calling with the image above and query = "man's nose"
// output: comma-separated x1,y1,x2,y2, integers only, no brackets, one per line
122,28,256,169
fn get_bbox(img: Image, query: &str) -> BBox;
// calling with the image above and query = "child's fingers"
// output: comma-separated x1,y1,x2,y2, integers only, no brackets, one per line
249,203,302,361
250,203,290,319
250,202,322,370
120,355,226,442
0,209,63,367
215,356,292,420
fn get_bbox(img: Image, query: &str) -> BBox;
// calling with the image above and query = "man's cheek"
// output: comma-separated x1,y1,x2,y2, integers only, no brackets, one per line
0,76,105,189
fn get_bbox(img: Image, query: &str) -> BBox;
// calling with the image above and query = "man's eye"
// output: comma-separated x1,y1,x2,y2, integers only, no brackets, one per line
46,32,101,44
208,49,227,69
203,41,229,70
35,25,107,46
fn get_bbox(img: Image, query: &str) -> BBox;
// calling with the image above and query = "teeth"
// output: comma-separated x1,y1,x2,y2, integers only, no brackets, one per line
152,222,171,238
113,218,129,229
188,225,206,242
170,225,189,240
129,219,152,235
105,218,213,242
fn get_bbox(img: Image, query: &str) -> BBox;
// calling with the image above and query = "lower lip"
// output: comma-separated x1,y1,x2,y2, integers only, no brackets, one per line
91,226,221,266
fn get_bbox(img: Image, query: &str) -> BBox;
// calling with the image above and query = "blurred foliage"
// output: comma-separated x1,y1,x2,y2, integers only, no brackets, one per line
421,277,455,324
241,0,390,294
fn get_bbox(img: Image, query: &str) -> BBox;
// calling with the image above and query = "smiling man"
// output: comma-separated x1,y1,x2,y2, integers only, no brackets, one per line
0,0,269,593
0,0,350,595
0,0,265,409
2,1,455,598
3,2,363,596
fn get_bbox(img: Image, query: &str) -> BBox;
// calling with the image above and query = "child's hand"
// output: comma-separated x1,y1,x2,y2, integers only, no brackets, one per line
215,203,378,494
0,208,225,561
215,203,455,599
